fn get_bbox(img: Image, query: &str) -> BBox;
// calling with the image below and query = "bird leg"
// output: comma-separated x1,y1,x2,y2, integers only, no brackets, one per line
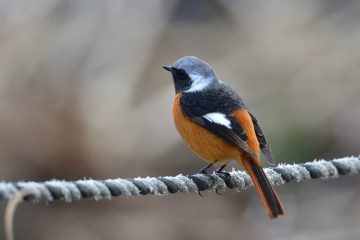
215,163,228,173
198,162,214,174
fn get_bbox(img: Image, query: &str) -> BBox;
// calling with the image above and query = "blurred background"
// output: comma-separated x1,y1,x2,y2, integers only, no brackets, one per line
0,0,359,239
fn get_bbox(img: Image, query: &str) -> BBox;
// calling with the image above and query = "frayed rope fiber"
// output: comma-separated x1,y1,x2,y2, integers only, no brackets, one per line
0,156,359,202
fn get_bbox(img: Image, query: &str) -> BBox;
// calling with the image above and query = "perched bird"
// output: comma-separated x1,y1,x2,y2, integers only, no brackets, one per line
163,56,284,219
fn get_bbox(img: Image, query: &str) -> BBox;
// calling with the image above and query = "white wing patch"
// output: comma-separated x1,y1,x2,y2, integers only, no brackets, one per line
203,112,232,129
185,74,213,92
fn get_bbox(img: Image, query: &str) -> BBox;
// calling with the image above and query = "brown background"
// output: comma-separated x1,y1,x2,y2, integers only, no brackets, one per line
0,1,359,239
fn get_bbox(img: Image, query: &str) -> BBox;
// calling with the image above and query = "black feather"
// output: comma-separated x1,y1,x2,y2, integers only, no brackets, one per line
180,83,245,117
179,84,257,158
249,160,284,217
248,112,275,165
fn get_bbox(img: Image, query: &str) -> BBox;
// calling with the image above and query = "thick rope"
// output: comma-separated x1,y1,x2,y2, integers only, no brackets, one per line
0,156,359,202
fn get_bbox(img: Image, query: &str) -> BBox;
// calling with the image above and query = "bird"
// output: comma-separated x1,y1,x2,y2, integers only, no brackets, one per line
163,56,284,219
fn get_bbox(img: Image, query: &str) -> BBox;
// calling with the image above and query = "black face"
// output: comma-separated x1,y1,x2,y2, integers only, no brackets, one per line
170,68,192,93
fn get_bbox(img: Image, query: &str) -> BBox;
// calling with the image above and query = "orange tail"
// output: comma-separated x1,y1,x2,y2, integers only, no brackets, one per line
241,159,285,219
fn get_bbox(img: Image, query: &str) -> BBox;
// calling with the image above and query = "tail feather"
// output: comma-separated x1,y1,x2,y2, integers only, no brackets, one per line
241,159,285,219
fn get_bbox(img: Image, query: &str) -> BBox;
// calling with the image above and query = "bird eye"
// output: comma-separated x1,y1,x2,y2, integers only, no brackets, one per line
178,70,187,78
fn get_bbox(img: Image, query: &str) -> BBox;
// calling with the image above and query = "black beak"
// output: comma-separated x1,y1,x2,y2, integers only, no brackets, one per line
163,65,173,72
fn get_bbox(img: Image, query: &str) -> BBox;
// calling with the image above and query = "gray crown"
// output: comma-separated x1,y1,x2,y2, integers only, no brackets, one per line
172,56,217,79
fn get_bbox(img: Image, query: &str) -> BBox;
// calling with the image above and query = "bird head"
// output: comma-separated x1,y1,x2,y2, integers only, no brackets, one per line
163,56,218,93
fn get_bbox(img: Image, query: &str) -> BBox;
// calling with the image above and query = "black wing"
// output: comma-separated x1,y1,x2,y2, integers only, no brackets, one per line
180,86,257,159
248,112,275,165
191,115,257,159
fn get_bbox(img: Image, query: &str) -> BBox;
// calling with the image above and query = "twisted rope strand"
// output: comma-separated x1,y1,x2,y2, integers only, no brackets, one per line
0,156,359,202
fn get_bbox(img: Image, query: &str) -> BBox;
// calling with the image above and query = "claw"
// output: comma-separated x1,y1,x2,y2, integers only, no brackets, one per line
217,172,231,182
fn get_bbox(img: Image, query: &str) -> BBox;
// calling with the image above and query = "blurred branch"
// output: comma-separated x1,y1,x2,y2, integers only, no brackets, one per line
0,156,359,202
4,188,34,240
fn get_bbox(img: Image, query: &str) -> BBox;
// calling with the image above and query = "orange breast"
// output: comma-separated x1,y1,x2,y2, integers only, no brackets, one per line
233,109,261,164
173,93,238,163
